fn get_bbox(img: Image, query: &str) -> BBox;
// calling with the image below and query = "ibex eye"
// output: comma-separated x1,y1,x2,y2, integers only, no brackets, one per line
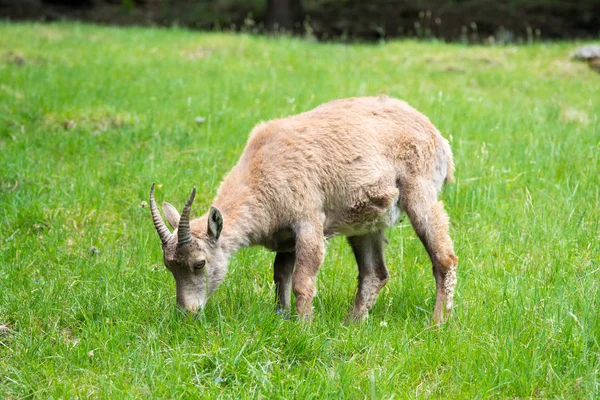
193,260,206,270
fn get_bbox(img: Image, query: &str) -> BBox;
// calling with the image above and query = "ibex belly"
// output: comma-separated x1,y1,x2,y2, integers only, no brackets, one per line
324,185,403,237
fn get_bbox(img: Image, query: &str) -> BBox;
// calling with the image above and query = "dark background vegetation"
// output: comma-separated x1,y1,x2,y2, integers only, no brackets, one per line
1,0,599,42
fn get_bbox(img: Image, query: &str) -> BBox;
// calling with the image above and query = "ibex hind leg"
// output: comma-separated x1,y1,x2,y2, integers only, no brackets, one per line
345,230,389,324
402,184,458,325
273,251,295,315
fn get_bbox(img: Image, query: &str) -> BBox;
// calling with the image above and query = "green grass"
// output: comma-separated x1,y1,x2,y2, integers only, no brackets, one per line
0,22,598,398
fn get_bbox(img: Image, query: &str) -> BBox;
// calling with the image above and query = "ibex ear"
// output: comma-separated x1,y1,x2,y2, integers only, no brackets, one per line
162,202,181,230
207,206,223,241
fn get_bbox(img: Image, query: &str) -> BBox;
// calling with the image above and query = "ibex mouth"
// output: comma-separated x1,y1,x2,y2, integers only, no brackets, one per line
177,297,205,314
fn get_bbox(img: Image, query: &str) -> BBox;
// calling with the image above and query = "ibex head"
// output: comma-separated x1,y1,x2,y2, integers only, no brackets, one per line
149,184,227,313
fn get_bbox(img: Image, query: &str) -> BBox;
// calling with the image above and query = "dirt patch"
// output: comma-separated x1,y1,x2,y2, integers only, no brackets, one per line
440,65,466,73
43,110,137,133
37,26,64,41
2,51,47,67
425,54,503,71
1,179,19,192
181,47,215,61
550,60,589,77
3,51,27,67
0,323,13,337
0,84,24,99
560,107,590,126
475,56,501,66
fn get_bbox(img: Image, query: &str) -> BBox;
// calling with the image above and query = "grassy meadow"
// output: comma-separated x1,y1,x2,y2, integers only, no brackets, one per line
0,23,599,398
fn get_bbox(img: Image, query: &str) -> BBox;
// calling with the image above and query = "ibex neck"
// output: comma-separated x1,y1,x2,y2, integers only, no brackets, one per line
211,160,273,256
213,192,264,257
218,221,250,257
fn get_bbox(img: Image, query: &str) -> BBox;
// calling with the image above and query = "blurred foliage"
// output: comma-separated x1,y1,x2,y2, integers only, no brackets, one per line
0,0,598,41
151,0,265,29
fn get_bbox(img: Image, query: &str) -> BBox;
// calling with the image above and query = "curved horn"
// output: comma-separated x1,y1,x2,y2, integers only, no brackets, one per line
177,187,196,246
150,183,173,245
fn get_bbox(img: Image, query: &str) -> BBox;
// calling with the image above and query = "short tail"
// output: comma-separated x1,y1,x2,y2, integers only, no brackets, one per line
446,156,455,184
441,135,455,184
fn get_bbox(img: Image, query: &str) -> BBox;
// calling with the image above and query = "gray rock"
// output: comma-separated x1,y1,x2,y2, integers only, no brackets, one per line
572,45,600,61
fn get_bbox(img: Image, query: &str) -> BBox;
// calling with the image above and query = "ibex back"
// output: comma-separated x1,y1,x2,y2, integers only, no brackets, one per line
150,96,458,324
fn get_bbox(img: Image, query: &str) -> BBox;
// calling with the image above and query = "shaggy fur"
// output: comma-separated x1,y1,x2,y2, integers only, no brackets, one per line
151,95,458,324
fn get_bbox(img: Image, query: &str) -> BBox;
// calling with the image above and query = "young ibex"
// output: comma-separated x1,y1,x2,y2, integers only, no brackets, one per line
150,96,458,324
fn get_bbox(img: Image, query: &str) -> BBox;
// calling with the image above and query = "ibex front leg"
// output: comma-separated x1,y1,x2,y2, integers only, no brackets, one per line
292,220,325,319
